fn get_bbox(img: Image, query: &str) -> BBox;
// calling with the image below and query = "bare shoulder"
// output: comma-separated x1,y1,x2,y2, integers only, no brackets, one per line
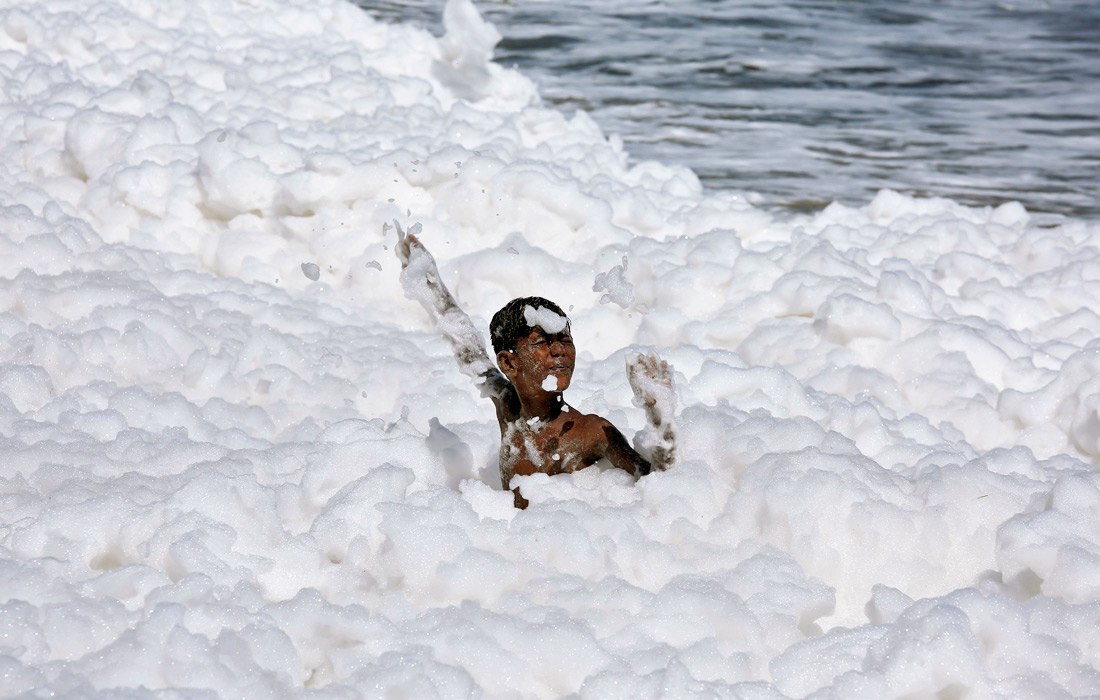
560,409,612,433
558,411,627,451
560,410,649,476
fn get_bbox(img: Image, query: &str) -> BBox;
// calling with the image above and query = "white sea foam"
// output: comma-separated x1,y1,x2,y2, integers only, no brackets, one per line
1,0,1099,697
524,304,568,334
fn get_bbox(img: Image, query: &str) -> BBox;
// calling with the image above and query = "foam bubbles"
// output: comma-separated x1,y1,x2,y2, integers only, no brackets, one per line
0,0,1098,696
524,304,568,333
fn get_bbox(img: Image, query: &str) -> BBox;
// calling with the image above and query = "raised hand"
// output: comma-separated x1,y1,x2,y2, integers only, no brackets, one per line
627,352,677,471
390,220,424,269
628,353,674,424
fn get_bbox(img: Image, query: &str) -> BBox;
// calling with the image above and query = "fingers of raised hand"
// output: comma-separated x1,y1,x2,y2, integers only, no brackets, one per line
396,233,424,268
630,353,668,380
645,355,670,380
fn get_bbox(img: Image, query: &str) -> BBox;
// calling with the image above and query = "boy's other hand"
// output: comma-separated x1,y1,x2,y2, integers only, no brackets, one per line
627,352,677,471
391,220,424,269
628,352,673,415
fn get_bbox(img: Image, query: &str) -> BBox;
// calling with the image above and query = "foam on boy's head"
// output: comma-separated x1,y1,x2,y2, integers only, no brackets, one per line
523,304,568,334
490,296,569,354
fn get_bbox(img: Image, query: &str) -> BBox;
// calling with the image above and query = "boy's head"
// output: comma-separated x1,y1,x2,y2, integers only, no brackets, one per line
491,297,575,394
490,297,570,354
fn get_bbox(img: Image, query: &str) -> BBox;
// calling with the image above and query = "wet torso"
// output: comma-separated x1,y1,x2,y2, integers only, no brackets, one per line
492,385,646,509
499,407,609,481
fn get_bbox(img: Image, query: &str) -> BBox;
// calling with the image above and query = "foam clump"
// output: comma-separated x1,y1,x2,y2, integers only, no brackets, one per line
1,0,1099,696
524,304,568,333
593,256,636,308
301,262,321,281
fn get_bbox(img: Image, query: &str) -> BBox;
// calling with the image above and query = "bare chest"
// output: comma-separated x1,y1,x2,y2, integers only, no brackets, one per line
499,414,597,480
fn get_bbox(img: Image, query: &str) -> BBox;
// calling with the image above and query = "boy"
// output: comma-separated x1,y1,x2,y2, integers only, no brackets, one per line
393,222,675,508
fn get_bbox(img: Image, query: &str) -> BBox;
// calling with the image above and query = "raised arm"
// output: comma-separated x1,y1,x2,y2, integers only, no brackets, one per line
391,221,511,403
627,353,677,471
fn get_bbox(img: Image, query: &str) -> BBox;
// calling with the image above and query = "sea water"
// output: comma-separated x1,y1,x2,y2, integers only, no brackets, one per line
1,0,1099,697
368,0,1100,218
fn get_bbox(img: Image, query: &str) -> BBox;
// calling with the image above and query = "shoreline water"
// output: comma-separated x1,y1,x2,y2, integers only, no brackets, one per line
364,0,1100,220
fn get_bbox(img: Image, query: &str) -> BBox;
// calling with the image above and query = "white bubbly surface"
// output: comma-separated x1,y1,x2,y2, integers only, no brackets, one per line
1,0,1100,697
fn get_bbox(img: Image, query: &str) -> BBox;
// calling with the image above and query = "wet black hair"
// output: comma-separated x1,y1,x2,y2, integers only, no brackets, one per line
490,296,569,355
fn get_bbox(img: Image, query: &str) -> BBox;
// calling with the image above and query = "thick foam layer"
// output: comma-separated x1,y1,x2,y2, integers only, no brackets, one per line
1,0,1098,697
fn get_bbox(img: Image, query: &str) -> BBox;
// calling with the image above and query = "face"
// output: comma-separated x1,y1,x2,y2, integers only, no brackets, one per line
499,326,575,394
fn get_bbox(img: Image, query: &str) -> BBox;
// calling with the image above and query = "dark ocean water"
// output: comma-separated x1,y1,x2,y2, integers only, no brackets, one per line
361,0,1100,218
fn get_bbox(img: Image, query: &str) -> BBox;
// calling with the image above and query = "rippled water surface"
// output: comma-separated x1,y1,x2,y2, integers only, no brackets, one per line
363,1,1100,218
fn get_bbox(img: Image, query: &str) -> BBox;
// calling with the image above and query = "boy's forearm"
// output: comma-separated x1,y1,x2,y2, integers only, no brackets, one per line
644,426,676,472
395,224,509,399
633,420,675,472
602,422,653,478
641,398,676,470
430,302,511,399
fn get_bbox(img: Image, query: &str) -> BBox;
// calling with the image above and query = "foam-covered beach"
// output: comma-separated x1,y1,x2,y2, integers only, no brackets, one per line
2,0,1099,696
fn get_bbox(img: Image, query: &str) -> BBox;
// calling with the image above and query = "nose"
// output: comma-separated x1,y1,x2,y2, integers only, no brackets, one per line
549,339,567,356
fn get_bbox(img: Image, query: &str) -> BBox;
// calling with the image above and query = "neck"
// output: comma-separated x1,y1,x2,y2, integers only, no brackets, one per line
516,388,564,422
